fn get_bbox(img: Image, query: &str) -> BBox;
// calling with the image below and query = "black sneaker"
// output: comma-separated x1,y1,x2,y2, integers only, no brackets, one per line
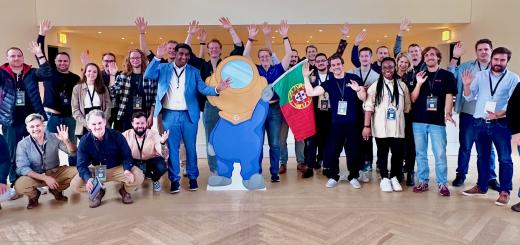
406,171,415,187
452,175,466,187
314,160,322,170
488,179,500,192
189,179,199,191
170,181,180,194
302,168,314,178
271,175,280,182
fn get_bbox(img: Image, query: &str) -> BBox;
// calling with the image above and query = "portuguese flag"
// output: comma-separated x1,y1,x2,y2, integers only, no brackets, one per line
272,60,316,141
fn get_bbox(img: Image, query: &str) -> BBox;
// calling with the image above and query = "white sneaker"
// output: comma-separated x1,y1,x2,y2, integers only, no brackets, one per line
390,177,403,192
358,170,370,183
153,181,162,192
325,179,338,188
380,178,393,192
350,178,361,189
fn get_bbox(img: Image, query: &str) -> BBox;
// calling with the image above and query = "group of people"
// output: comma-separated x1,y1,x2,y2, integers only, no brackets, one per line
0,17,519,213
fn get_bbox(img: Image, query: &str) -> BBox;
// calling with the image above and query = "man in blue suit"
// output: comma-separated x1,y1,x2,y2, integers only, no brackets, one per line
144,43,230,193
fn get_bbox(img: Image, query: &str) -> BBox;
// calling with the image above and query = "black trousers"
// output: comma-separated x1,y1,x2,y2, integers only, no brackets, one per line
323,122,362,181
134,156,167,182
375,137,405,180
305,110,331,168
403,113,416,173
360,136,374,163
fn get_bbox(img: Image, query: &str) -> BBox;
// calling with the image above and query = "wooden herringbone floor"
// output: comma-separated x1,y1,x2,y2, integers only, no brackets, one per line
1,155,520,245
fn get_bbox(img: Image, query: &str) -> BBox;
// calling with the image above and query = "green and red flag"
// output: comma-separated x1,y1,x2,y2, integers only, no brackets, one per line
272,60,316,141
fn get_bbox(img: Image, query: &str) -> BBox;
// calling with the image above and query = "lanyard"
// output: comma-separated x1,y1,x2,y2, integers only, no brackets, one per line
336,77,346,101
488,70,507,98
359,67,372,85
30,136,46,172
384,81,398,107
476,60,490,71
428,69,440,96
317,72,328,85
87,87,96,107
135,132,146,161
173,67,185,89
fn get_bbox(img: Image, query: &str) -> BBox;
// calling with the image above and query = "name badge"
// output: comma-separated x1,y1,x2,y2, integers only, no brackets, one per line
386,107,397,120
16,91,25,106
60,92,69,105
426,96,438,111
133,96,143,110
485,101,497,113
95,165,107,183
337,101,348,116
319,92,330,111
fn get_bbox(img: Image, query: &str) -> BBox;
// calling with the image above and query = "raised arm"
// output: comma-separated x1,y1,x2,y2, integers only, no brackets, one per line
197,29,207,59
278,20,292,71
449,42,464,69
411,71,427,102
144,43,167,80
37,19,51,58
185,20,200,46
135,17,151,56
351,31,367,68
219,17,242,45
394,18,410,57
333,22,351,57
243,24,258,58
302,63,324,96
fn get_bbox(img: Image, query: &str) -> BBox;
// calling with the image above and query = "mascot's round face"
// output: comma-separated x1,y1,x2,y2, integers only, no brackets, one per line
206,56,268,124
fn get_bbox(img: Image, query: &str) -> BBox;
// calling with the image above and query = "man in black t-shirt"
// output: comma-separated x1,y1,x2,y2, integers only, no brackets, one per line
303,55,366,189
410,46,457,197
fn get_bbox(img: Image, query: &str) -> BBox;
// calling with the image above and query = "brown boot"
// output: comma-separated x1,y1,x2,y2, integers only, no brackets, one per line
89,188,105,208
119,187,133,204
27,189,41,209
279,164,287,174
296,163,307,173
49,189,68,201
511,202,520,212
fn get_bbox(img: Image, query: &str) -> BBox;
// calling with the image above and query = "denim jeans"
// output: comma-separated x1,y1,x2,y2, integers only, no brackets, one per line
203,101,219,173
47,114,78,166
259,104,282,176
474,119,513,193
279,117,305,164
456,112,497,180
412,123,448,185
134,156,167,182
1,123,28,185
161,110,199,182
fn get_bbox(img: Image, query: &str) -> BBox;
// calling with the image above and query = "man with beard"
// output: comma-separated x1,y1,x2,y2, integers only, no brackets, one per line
71,109,144,208
462,47,519,207
36,20,80,161
122,112,168,192
449,39,498,189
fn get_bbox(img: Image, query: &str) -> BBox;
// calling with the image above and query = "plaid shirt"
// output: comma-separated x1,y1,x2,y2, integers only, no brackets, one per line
110,73,157,120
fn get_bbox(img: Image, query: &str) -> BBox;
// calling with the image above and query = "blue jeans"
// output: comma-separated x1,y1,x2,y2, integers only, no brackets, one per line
259,104,282,176
413,123,448,185
203,101,219,173
456,112,496,179
162,110,199,182
279,117,305,164
47,114,77,166
474,119,513,193
1,123,28,185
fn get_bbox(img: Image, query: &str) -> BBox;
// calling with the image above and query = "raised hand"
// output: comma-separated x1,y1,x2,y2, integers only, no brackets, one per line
262,22,272,36
248,24,258,39
278,20,289,38
187,20,200,35
28,41,44,57
80,52,92,66
156,42,167,58
415,71,428,85
218,17,233,30
134,16,148,33
347,80,362,92
354,31,367,46
160,130,169,144
461,69,473,86
340,22,351,37
302,63,314,77
216,77,232,93
198,29,207,43
39,19,52,36
108,62,118,76
399,18,411,33
55,124,70,142
453,42,464,58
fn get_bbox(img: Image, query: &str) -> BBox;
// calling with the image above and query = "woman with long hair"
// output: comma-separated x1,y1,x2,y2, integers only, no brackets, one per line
362,57,411,192
71,63,111,139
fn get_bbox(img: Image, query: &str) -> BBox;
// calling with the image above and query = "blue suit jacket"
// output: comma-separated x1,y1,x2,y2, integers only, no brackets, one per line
144,58,218,123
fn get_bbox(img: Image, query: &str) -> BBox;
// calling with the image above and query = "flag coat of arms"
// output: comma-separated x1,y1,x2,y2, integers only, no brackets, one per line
272,60,316,141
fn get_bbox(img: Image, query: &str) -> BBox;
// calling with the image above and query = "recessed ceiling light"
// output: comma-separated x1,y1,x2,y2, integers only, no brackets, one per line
97,31,102,34
318,29,323,32
346,35,350,38
376,40,380,42
275,30,278,33
272,36,275,39
121,37,125,40
309,35,313,39
362,28,367,32
159,37,163,40
306,40,310,43
384,35,388,38
130,42,134,44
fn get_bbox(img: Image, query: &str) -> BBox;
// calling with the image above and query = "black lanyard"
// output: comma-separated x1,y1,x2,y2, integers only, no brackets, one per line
173,67,185,89
476,60,490,71
359,67,372,85
428,69,440,96
336,77,346,101
30,136,46,172
135,133,146,161
87,87,96,107
488,70,507,97
384,80,398,107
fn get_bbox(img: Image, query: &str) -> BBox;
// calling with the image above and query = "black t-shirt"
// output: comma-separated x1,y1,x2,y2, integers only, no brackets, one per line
124,73,146,117
43,70,80,116
320,73,364,124
412,68,457,126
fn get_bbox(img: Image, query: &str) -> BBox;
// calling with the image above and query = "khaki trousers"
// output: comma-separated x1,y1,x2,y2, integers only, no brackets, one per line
14,166,78,199
70,166,144,193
